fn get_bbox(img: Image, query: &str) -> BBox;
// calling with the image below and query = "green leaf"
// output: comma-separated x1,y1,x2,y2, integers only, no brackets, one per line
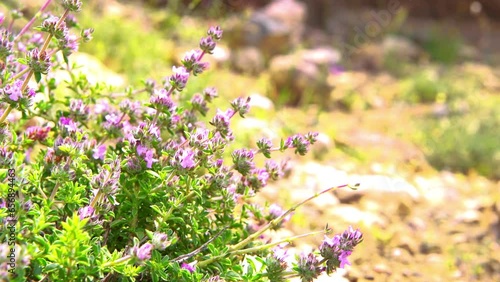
35,71,42,83
146,170,161,180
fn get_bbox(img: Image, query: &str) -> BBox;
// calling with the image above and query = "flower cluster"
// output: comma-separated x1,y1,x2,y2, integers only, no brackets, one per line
0,2,363,281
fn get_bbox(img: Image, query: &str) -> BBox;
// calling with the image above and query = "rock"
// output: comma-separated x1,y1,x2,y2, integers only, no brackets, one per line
382,35,420,61
269,48,340,106
327,205,387,227
260,0,307,46
230,47,265,75
248,93,275,111
225,0,306,57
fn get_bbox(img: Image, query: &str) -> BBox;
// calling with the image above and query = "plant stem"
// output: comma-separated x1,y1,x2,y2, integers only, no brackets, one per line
14,0,53,41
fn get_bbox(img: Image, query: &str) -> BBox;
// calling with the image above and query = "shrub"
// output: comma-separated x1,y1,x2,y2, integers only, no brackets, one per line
0,1,362,281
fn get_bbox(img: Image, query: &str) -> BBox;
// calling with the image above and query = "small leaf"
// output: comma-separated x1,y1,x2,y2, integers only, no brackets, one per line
35,71,42,83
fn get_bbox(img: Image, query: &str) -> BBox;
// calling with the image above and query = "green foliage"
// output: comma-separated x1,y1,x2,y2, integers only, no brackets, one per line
78,12,175,84
416,100,500,179
423,28,462,64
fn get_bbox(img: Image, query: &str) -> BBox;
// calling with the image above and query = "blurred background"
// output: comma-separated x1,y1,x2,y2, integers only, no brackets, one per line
2,0,500,281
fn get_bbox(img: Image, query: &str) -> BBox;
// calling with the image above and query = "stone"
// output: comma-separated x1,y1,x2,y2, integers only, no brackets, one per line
230,47,265,75
269,48,340,106
224,0,307,57
382,35,420,61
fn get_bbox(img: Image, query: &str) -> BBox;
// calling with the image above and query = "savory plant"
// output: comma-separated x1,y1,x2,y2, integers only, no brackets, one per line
0,1,362,281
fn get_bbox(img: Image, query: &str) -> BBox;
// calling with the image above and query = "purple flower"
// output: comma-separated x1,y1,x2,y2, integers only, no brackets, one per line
152,232,172,251
151,88,176,110
94,99,111,114
297,253,321,282
230,97,251,118
319,226,363,272
171,148,196,170
90,159,121,199
1,80,22,101
210,109,234,137
25,126,51,142
78,205,95,220
284,134,311,156
190,93,208,115
0,12,4,25
265,160,283,181
27,48,51,74
247,168,269,190
339,251,352,268
231,148,255,175
137,145,157,168
134,243,153,261
207,26,223,41
181,49,209,75
181,262,196,273
169,66,189,91
61,0,83,12
70,99,89,119
203,87,218,102
199,36,216,53
92,145,107,160
189,127,209,149
59,116,79,134
81,28,94,42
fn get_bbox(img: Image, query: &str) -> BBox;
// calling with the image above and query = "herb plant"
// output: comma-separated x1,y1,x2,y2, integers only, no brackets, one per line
0,1,362,281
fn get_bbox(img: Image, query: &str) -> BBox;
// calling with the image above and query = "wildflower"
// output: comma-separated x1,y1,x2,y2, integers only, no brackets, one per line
90,159,121,198
132,243,153,261
266,247,288,282
151,88,176,111
92,144,106,160
25,126,51,142
65,14,78,28
1,79,35,102
81,28,94,42
230,97,251,118
199,36,216,53
69,99,89,119
257,137,273,157
137,145,157,168
169,66,189,91
0,30,13,59
58,116,79,134
203,87,218,102
191,93,208,115
210,109,234,137
181,262,196,273
207,26,223,41
171,148,196,170
27,48,51,74
41,16,67,39
152,232,172,251
125,156,142,174
247,168,269,190
61,0,83,12
231,148,255,175
189,127,210,149
265,159,283,181
78,205,95,220
284,134,311,156
296,253,321,282
319,226,363,273
181,49,209,75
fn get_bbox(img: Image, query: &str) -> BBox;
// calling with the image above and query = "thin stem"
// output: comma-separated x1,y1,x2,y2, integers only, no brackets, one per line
14,0,53,41
230,184,349,252
101,255,132,268
197,184,352,268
